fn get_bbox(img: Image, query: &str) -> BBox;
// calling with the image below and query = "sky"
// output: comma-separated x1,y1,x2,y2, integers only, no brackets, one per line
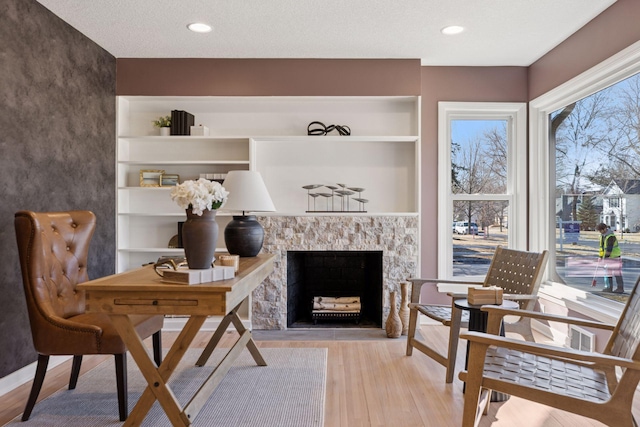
451,119,506,156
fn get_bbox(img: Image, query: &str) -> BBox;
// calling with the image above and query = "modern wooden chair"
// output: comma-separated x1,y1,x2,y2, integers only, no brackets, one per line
459,275,640,427
15,210,164,421
406,246,549,383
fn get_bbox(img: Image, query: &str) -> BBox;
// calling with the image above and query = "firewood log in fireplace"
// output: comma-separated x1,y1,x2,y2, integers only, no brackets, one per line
311,296,361,324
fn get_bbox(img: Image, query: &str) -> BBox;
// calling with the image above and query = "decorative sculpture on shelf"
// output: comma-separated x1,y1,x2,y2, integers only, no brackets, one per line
302,183,368,212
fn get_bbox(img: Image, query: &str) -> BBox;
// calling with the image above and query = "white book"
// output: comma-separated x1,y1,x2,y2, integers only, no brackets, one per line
161,266,235,285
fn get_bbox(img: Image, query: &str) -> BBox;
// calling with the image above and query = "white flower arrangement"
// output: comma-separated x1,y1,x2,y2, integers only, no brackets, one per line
170,178,229,216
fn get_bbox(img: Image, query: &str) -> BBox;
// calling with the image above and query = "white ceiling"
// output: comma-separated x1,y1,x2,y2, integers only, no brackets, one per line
36,0,616,66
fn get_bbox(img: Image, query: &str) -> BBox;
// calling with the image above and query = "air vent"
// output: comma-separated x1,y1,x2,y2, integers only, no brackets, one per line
569,325,595,352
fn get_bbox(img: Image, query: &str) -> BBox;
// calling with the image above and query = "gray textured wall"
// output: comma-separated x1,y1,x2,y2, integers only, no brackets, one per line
0,0,116,378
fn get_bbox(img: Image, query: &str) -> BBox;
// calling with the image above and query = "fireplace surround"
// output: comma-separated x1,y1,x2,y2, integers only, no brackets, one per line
252,215,419,329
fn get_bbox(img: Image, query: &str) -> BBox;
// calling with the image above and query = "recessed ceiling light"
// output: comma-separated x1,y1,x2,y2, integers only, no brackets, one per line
187,22,212,33
441,25,464,35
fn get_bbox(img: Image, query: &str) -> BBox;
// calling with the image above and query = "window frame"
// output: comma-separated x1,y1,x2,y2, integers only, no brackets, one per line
437,102,527,278
529,40,640,323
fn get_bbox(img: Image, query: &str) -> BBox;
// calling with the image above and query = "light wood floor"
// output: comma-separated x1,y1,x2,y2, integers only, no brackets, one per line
2,325,639,426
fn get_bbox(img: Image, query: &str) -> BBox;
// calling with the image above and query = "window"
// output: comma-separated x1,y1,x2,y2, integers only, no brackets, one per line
608,198,620,209
551,74,640,297
530,40,640,321
438,103,526,278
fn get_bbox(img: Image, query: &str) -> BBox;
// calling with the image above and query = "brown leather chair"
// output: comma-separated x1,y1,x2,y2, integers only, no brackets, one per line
15,210,164,421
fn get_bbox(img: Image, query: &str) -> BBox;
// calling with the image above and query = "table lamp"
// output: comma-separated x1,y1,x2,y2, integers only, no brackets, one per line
221,171,276,257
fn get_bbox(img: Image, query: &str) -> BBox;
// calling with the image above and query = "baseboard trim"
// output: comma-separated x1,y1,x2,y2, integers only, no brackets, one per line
0,355,70,398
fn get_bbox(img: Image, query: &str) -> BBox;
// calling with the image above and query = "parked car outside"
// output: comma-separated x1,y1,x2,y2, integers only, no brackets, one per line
454,221,478,235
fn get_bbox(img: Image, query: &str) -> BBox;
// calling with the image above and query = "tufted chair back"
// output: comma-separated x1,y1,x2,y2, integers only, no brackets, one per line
15,210,97,354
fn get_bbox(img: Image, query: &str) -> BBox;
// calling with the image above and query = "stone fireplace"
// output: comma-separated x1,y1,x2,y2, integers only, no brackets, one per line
252,215,419,330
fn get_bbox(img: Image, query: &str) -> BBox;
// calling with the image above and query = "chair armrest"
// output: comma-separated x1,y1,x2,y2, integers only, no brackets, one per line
502,294,538,301
447,292,472,299
408,278,484,303
409,278,485,286
480,305,616,335
461,331,640,370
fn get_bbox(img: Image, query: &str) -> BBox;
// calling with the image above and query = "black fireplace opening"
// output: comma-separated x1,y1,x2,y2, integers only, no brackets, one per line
287,251,383,328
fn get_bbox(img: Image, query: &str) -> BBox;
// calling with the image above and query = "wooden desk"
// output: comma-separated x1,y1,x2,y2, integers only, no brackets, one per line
78,254,275,427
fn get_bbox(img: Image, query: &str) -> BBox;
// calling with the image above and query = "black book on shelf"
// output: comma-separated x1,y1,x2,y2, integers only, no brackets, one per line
170,110,180,135
177,110,184,135
184,111,195,135
169,110,194,135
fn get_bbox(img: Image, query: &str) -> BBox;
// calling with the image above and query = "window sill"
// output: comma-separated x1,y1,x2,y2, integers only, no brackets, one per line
538,281,622,324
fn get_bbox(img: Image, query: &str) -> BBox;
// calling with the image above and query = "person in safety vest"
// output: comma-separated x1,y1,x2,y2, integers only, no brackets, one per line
596,222,624,293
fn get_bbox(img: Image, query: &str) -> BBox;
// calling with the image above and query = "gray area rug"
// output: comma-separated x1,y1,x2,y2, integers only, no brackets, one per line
10,347,327,427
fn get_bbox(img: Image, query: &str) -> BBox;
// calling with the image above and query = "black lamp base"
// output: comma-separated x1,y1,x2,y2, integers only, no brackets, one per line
224,215,265,257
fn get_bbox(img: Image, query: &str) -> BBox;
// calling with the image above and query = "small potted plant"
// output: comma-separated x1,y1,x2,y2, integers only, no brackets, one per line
153,115,171,136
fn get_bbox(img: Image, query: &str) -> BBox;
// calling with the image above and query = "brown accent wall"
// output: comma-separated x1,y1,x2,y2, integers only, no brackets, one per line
117,59,421,96
529,0,640,100
419,67,528,288
0,0,116,379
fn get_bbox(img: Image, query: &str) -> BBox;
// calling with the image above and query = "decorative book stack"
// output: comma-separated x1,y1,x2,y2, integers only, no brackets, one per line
170,110,195,136
161,266,235,285
468,286,503,305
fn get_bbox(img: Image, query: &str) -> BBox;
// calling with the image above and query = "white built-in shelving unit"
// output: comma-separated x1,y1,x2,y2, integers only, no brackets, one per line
116,96,421,274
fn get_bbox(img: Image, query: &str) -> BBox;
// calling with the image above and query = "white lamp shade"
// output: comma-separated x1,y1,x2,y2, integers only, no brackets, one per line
222,171,276,212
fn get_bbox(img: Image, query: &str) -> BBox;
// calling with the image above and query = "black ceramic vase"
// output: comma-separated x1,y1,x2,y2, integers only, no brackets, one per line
182,208,218,269
224,215,264,257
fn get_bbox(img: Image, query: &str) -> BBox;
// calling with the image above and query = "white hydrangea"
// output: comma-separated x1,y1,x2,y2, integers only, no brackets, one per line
170,178,229,216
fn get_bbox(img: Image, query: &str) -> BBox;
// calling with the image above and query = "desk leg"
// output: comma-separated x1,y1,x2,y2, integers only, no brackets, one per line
112,314,207,427
196,301,266,367
183,330,252,420
178,303,267,421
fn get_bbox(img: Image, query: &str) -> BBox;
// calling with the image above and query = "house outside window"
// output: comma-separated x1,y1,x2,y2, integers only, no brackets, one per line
530,41,640,322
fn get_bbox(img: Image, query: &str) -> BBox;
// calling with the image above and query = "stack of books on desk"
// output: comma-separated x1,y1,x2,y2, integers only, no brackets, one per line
162,266,235,285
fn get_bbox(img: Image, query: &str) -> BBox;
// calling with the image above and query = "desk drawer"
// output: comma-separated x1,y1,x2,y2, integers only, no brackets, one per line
114,298,197,306
85,291,226,316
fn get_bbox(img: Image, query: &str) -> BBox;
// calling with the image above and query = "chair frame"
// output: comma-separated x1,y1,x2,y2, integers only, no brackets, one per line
406,246,549,383
459,276,640,427
15,210,163,422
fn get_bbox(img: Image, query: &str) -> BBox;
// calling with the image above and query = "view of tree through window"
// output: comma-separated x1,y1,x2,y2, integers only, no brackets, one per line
451,119,509,276
553,73,640,297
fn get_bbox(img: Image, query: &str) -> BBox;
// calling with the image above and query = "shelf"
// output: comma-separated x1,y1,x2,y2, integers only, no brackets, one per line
118,160,249,165
117,211,234,217
116,95,421,272
118,248,184,253
118,186,173,190
117,248,228,253
118,135,249,140
253,136,419,143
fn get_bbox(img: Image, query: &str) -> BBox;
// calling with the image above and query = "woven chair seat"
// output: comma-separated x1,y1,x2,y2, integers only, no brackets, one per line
416,304,470,326
483,346,610,402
